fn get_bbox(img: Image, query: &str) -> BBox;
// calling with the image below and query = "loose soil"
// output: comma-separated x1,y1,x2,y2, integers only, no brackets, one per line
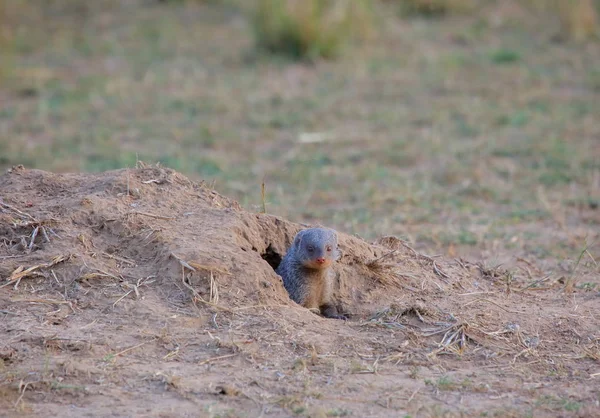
1,166,599,417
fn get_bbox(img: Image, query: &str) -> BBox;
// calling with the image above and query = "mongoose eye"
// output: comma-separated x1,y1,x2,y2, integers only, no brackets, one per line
326,246,332,252
307,245,314,252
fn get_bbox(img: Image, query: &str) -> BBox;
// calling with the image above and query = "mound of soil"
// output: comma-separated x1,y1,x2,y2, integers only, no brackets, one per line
1,166,598,417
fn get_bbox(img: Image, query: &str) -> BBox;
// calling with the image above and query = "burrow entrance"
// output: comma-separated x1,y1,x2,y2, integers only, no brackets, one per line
260,244,282,272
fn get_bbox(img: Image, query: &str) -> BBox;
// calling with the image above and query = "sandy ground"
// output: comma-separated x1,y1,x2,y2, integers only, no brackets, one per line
1,166,599,417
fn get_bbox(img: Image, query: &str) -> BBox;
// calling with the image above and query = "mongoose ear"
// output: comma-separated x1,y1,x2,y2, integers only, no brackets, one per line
329,228,338,242
294,230,305,247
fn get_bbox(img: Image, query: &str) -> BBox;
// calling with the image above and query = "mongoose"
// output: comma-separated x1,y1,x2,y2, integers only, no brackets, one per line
276,228,346,320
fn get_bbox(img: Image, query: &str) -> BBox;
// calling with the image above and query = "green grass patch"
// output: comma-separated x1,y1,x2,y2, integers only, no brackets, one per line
489,48,520,64
86,152,140,172
588,69,600,91
192,157,223,177
535,395,582,413
397,0,476,17
496,110,529,127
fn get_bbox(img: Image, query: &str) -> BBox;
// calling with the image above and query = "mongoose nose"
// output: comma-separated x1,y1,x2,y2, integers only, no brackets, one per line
316,257,326,264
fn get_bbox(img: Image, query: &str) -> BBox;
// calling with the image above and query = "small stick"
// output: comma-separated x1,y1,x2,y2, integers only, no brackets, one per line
0,201,36,221
14,381,33,407
233,303,303,311
433,260,449,279
111,276,152,307
516,257,537,269
10,273,24,290
51,270,60,284
10,297,71,305
585,250,597,267
171,253,196,271
188,261,231,276
368,250,398,265
261,179,266,214
163,347,180,360
422,324,456,337
455,258,467,269
463,298,519,314
178,264,232,313
516,274,552,292
28,226,39,250
113,341,149,357
458,291,496,296
80,319,98,329
133,282,140,299
400,241,420,258
80,257,121,280
413,309,427,324
131,211,175,220
407,387,420,403
0,310,17,315
100,252,136,266
430,279,444,291
113,289,134,307
399,240,436,262
2,254,70,288
209,271,219,304
198,353,237,366
41,226,51,243
519,265,533,281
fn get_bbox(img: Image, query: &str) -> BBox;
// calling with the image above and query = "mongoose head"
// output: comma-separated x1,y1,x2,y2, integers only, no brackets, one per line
292,228,340,270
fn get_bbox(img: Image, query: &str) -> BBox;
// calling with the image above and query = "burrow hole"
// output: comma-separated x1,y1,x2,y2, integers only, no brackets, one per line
261,244,282,271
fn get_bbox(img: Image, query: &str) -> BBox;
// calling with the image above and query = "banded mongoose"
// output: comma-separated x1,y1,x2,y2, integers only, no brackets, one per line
276,228,346,320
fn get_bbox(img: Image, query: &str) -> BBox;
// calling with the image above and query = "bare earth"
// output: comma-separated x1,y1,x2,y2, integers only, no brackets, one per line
1,166,599,417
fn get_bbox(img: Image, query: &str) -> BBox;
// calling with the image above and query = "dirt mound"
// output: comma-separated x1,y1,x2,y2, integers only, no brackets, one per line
0,165,407,318
1,166,598,417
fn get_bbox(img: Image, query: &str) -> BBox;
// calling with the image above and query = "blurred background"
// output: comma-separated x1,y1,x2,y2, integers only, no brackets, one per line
1,0,599,263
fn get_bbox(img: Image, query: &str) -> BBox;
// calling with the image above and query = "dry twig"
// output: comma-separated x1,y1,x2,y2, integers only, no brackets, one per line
427,323,470,356
14,381,33,408
130,211,176,220
463,297,519,314
0,200,36,221
0,254,71,289
172,253,232,313
28,226,39,250
198,353,237,366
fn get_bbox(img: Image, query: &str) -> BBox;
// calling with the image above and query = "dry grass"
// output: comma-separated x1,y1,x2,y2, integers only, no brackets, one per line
252,0,374,59
527,0,599,40
557,0,599,41
391,0,598,40
1,254,71,290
